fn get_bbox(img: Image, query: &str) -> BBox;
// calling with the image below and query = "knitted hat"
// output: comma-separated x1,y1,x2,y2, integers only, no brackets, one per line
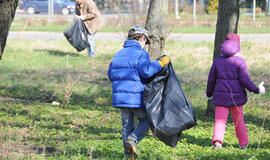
220,40,240,57
226,33,240,43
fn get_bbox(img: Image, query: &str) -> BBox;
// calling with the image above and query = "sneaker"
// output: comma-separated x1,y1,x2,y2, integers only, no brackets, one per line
239,144,248,150
124,137,138,159
213,142,222,150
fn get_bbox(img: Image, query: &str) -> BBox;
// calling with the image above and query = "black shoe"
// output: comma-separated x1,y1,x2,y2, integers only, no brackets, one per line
124,137,138,159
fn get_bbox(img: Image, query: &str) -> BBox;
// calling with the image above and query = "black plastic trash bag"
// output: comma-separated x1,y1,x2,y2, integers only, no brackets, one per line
144,62,197,147
63,17,89,52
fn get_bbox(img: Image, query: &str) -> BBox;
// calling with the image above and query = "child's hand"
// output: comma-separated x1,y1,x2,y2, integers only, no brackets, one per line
258,81,265,94
158,55,170,68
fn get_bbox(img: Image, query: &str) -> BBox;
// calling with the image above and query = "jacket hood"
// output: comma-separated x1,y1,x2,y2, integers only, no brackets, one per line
221,40,240,57
123,40,142,48
226,33,240,43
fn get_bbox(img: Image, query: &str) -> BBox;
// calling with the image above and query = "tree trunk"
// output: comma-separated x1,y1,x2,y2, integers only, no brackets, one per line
206,0,240,117
266,0,269,16
0,0,18,60
175,0,180,19
145,0,168,59
213,0,240,60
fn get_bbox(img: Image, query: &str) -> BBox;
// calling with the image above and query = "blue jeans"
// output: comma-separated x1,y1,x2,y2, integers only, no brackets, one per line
120,108,150,154
87,33,95,57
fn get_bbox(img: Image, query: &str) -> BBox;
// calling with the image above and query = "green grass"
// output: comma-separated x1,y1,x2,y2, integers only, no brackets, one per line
10,25,69,32
0,39,269,159
10,25,124,33
170,26,270,33
10,24,270,34
10,12,270,33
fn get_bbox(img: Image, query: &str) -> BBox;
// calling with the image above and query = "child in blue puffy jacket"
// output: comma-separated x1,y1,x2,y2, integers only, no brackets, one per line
107,25,170,159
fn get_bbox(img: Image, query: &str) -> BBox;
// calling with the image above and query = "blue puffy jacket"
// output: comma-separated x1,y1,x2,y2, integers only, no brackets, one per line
108,40,162,108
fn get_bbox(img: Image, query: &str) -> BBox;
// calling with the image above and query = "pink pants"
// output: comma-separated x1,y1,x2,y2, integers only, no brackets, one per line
212,106,249,146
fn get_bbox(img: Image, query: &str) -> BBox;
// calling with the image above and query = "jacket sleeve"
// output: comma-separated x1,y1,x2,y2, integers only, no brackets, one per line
206,62,216,97
107,62,112,82
238,61,259,93
84,2,98,20
137,52,162,79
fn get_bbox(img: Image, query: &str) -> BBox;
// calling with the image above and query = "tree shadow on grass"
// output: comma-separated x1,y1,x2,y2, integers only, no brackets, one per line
0,82,268,129
54,146,124,160
198,151,270,160
92,149,123,160
25,125,121,144
0,80,115,111
35,49,82,57
81,125,120,135
0,84,55,104
0,81,268,129
180,133,213,147
231,140,270,149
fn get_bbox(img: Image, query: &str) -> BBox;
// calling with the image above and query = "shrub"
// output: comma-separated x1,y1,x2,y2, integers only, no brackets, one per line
206,0,219,14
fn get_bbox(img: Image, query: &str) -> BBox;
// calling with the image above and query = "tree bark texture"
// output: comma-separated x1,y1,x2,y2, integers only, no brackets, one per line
0,0,18,60
206,0,240,117
213,0,240,60
145,0,168,59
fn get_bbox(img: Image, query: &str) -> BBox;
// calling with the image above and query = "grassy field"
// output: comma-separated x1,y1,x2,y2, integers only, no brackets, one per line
0,39,269,160
10,12,270,33
10,25,270,34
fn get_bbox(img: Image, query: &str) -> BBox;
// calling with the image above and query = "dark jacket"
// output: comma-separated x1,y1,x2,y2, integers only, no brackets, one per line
206,40,259,107
107,40,162,108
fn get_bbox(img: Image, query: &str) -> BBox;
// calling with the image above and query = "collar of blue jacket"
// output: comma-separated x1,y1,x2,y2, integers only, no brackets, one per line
124,40,142,49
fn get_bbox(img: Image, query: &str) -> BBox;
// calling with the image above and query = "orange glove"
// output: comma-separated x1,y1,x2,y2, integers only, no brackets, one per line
158,55,170,67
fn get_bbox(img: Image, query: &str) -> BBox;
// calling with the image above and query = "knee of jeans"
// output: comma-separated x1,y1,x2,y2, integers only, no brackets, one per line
122,118,134,130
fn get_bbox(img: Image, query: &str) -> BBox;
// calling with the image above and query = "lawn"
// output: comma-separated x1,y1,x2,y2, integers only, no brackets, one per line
10,12,270,33
0,39,269,160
